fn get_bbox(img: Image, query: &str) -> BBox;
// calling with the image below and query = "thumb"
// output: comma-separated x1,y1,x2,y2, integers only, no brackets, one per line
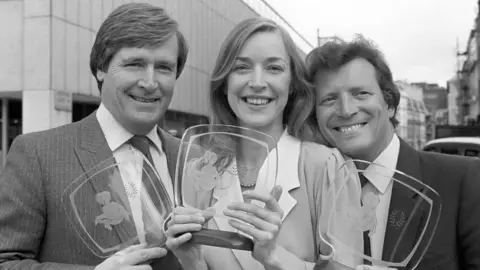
271,185,283,202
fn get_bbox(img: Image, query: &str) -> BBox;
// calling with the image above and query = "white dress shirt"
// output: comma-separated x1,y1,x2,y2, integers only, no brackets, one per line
362,134,400,262
96,103,173,243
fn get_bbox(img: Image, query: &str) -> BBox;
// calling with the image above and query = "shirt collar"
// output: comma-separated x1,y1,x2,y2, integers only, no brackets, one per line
96,103,163,153
364,134,400,194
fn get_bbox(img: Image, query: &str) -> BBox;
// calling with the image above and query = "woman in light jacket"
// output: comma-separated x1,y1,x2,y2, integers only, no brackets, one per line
164,17,358,270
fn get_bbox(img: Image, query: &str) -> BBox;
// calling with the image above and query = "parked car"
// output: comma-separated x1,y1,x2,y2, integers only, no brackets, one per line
422,137,480,158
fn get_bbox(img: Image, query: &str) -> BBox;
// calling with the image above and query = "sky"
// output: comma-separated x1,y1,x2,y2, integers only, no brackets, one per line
266,0,478,87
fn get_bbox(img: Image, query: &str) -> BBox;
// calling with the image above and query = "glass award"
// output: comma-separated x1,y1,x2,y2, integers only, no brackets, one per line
319,159,442,269
62,149,173,258
173,124,278,251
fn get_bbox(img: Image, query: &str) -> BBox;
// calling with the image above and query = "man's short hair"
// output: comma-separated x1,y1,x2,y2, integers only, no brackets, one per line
89,3,189,92
306,35,400,127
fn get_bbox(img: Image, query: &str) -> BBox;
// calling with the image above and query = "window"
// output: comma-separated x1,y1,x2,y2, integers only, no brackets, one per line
465,149,479,157
440,148,459,155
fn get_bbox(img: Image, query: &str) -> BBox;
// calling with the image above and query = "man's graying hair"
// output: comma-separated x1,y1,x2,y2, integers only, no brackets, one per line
90,3,189,92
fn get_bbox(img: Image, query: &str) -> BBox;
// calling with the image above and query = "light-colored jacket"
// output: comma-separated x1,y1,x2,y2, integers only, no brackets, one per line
184,131,351,270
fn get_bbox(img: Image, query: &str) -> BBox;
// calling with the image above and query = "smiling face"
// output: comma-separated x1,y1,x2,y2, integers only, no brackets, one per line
226,31,291,132
314,58,395,161
96,35,179,135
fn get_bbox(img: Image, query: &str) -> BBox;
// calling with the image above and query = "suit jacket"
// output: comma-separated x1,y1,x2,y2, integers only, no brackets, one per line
0,112,182,269
382,139,480,270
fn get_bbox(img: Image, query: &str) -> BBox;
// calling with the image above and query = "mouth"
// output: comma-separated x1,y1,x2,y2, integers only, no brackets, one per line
128,94,160,103
333,123,367,133
241,97,274,106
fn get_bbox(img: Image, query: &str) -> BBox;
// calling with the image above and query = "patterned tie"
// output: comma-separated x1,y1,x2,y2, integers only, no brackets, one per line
129,135,172,246
360,174,372,265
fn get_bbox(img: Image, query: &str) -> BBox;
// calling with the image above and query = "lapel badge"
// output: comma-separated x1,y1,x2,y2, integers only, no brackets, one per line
388,209,406,229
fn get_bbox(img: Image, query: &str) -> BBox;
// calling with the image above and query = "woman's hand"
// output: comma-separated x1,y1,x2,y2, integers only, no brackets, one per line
223,185,284,267
164,206,214,269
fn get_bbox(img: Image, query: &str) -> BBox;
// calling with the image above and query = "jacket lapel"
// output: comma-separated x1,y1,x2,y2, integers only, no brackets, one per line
382,139,426,266
157,128,180,183
73,113,138,253
275,132,300,220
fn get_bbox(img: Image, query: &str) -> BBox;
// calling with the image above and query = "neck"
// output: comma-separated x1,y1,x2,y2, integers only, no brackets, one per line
236,122,284,167
359,128,395,163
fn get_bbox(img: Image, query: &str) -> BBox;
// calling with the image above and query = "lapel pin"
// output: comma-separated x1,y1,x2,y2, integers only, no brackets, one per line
388,209,406,229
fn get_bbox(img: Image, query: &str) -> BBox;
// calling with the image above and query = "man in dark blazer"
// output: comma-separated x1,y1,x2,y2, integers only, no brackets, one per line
0,3,189,269
306,36,480,270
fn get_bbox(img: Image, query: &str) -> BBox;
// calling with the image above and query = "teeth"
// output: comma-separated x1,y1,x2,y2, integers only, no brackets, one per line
131,95,157,103
338,124,364,133
245,98,270,105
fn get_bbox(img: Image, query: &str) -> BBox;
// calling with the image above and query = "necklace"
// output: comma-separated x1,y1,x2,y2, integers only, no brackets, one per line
233,162,262,187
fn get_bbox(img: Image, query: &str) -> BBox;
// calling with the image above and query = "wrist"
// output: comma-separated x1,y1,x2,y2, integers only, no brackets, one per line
176,246,206,267
264,247,283,270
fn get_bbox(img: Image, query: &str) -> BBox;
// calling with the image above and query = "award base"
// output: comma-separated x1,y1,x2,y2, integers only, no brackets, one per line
190,228,254,251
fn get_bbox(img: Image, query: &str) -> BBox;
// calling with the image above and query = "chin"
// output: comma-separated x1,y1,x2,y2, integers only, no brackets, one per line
238,117,272,129
127,116,159,132
340,142,372,160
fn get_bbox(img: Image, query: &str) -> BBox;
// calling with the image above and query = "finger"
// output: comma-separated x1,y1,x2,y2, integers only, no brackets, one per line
228,219,277,242
166,232,193,250
202,207,216,221
118,247,167,266
270,185,283,202
241,189,284,216
166,223,202,237
173,206,202,215
172,213,205,225
226,203,282,225
355,266,397,270
223,209,277,232
116,243,148,256
127,266,153,270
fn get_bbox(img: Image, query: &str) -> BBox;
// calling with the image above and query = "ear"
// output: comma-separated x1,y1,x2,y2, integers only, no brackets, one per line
388,107,395,118
96,70,106,82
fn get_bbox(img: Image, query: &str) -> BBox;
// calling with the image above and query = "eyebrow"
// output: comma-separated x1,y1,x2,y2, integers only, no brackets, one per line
235,56,287,63
348,86,365,91
122,57,146,63
122,57,176,66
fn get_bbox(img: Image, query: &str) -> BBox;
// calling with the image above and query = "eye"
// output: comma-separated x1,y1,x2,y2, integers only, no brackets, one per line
355,90,372,99
319,96,336,106
232,64,249,72
156,65,173,72
267,65,284,73
126,62,142,68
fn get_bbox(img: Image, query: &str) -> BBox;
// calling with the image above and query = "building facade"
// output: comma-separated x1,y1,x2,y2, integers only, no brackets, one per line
446,76,461,125
0,0,313,165
395,81,429,149
458,26,480,125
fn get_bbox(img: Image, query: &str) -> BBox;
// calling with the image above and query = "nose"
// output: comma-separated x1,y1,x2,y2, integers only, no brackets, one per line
138,66,158,91
337,95,358,118
248,67,267,91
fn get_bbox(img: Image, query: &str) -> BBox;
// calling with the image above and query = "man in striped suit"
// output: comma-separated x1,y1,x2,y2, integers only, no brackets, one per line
0,3,189,269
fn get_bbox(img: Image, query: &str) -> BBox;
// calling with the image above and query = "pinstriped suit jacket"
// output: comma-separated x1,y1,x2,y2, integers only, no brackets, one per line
0,112,182,269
